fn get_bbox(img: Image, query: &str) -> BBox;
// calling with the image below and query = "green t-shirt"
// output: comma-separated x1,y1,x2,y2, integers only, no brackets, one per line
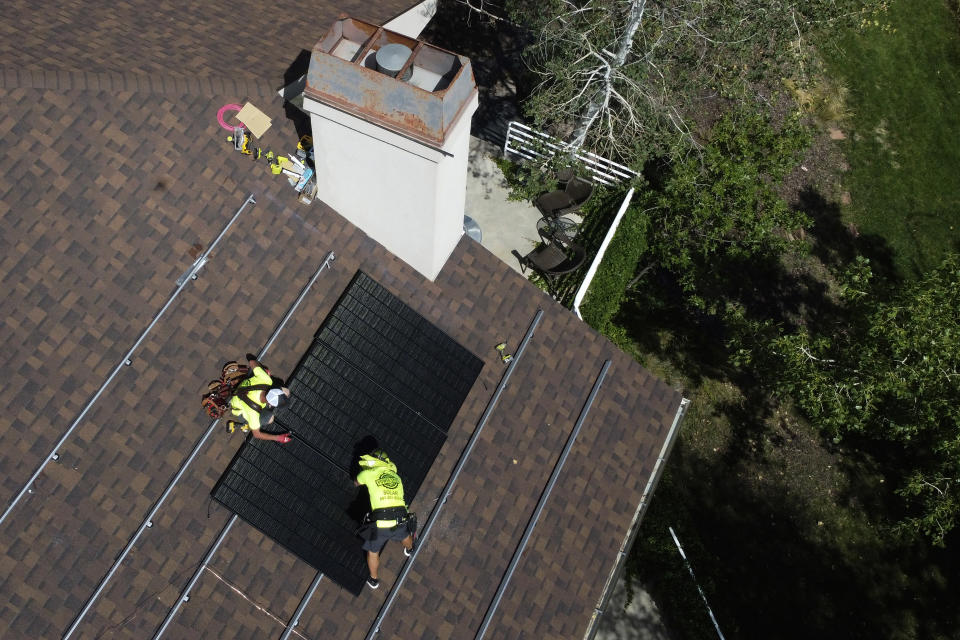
356,462,406,527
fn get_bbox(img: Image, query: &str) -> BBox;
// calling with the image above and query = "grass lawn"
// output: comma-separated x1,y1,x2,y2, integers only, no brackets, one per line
824,0,960,278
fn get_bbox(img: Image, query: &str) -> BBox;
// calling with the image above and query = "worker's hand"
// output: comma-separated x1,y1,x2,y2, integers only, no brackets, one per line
277,433,292,444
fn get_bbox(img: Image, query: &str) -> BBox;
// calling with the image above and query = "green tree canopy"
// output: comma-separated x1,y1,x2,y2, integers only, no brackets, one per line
639,109,811,308
763,254,960,544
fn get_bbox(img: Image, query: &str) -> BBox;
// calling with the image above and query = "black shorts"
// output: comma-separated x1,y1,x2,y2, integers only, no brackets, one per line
361,524,410,553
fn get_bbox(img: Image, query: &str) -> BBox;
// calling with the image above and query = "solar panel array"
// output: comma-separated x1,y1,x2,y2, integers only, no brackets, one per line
212,271,483,594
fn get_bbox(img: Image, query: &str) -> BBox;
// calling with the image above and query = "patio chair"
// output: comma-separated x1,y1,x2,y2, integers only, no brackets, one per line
533,175,595,218
556,166,576,186
512,241,587,297
534,188,573,218
564,176,594,209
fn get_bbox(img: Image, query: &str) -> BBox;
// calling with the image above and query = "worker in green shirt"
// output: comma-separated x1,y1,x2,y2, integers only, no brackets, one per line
355,449,415,590
227,354,292,443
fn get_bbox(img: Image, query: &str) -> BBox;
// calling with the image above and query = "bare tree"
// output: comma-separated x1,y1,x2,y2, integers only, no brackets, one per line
503,0,879,163
565,0,651,150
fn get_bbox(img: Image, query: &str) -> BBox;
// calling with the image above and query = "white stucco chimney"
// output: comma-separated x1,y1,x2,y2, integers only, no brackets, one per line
302,17,479,280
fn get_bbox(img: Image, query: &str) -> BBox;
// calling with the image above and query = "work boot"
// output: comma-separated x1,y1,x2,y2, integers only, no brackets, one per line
366,576,380,590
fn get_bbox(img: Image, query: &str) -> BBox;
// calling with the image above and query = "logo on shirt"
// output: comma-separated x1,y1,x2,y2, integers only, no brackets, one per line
376,471,400,490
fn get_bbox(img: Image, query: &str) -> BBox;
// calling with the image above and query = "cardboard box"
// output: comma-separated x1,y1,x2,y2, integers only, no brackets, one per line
236,103,272,138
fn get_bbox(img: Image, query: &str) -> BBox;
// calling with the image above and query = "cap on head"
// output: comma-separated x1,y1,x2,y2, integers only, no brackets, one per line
266,388,288,408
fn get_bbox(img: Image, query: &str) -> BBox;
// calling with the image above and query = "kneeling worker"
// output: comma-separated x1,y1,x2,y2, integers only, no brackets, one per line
228,353,292,443
355,449,415,589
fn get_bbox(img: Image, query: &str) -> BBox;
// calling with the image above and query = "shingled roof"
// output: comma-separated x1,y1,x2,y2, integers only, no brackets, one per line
0,1,684,638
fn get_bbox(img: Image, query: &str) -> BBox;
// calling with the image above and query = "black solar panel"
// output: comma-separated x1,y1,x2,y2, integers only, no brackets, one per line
212,271,483,594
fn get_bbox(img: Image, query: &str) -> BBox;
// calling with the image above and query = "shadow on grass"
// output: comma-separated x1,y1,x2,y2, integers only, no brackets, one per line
796,187,898,283
607,248,848,387
631,439,960,640
602,185,903,385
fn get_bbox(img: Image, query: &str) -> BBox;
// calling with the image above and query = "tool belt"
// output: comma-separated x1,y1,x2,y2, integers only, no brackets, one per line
370,506,408,523
357,507,417,541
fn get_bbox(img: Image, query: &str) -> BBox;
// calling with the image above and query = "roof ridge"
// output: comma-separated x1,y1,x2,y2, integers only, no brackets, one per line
0,68,274,96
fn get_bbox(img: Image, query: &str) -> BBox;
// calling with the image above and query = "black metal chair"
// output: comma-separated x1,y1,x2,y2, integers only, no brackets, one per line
512,241,587,297
534,188,573,218
533,175,594,218
556,166,576,186
564,176,594,209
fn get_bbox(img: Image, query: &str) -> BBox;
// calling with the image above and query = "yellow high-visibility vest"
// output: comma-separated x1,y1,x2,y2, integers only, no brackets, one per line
229,366,272,430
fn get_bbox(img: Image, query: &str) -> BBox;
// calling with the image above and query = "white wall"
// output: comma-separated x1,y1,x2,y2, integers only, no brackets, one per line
384,0,438,39
431,97,476,275
304,97,477,280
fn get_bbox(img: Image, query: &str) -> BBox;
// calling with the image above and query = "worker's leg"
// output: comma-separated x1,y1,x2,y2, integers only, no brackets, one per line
401,535,413,552
367,550,380,579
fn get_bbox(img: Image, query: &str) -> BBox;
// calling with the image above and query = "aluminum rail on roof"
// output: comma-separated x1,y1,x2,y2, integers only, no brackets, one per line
0,194,257,530
63,251,336,640
152,514,239,639
364,308,544,640
475,359,612,640
278,571,325,640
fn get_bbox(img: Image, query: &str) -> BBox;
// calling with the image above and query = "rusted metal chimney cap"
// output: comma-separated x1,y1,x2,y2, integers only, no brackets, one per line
305,17,477,148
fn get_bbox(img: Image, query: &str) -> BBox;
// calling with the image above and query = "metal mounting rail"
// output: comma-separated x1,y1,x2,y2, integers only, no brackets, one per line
0,194,257,531
278,571,325,640
152,514,238,639
63,250,336,640
364,308,544,640
475,359,612,639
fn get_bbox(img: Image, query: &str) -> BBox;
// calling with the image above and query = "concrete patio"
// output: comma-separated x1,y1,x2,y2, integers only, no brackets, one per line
464,136,542,275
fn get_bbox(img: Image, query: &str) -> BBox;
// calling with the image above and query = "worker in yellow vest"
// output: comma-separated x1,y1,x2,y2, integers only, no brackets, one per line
355,450,416,589
227,354,292,443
